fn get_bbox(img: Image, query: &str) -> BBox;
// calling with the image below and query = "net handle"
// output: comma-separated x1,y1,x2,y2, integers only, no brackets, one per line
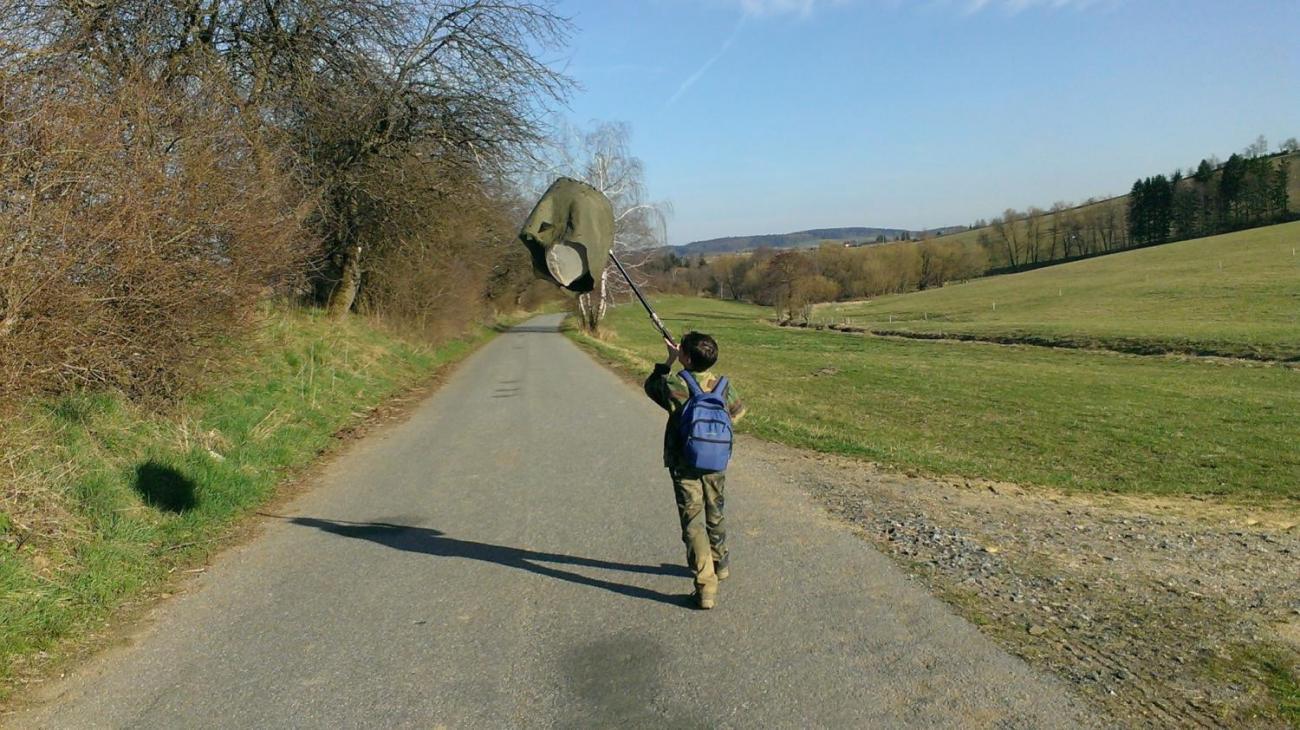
608,252,675,347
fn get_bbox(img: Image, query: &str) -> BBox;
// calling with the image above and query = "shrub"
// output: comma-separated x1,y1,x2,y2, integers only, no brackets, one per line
0,69,310,397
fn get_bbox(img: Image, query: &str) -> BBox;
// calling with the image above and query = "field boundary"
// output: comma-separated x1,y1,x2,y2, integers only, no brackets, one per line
775,319,1300,366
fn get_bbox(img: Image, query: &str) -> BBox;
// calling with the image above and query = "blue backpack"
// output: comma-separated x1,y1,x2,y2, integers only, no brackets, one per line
677,371,734,472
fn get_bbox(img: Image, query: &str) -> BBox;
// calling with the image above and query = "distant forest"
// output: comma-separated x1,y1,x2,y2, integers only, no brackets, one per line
1129,146,1292,246
640,137,1298,320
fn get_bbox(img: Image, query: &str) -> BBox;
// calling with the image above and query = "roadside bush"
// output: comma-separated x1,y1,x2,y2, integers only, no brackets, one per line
348,158,525,340
0,69,309,398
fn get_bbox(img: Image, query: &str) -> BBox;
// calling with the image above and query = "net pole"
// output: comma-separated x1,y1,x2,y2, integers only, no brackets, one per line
608,252,676,346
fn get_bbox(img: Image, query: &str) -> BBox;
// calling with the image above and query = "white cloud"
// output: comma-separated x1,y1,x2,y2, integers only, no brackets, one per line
724,0,845,17
737,0,815,15
665,19,746,108
722,0,1117,16
961,0,1119,15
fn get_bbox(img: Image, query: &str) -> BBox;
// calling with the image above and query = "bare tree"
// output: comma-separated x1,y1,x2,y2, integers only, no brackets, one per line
1046,201,1070,260
708,254,750,300
758,251,815,320
1024,207,1045,264
1098,201,1127,251
1245,134,1269,159
2,0,575,317
990,209,1025,269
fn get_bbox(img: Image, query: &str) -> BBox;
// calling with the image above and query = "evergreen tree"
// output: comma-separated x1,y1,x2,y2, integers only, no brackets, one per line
1148,175,1173,244
1193,159,1214,183
1128,178,1148,245
1218,154,1246,229
1171,185,1198,241
1272,162,1290,219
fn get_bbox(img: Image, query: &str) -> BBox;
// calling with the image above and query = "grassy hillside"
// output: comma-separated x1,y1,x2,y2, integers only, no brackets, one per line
817,221,1300,361
572,296,1299,501
1291,151,1300,206
0,307,503,698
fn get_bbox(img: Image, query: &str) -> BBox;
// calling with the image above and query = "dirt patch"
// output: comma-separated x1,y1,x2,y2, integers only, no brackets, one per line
744,438,1300,728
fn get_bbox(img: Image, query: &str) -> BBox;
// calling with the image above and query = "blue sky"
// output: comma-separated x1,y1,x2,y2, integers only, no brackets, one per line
551,0,1299,245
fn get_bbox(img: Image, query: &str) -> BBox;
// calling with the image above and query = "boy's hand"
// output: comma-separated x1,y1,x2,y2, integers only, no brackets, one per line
663,338,681,366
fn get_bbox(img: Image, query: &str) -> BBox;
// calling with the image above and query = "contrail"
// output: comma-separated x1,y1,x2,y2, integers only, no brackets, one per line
665,19,746,109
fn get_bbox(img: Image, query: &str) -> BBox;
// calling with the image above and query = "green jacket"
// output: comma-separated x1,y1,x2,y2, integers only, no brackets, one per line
518,177,614,293
644,365,747,470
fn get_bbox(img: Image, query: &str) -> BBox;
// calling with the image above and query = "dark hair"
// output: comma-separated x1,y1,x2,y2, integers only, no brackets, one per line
681,331,718,372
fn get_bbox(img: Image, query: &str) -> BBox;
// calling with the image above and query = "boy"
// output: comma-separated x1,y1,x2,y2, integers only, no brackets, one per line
644,331,746,610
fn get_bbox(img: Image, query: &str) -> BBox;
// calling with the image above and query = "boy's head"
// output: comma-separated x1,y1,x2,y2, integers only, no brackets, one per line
679,331,718,372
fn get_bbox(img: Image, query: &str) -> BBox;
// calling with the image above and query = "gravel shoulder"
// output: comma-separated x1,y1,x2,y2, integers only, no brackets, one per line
743,438,1300,727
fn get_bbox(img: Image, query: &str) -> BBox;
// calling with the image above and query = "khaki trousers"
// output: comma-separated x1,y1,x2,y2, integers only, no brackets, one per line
670,468,728,595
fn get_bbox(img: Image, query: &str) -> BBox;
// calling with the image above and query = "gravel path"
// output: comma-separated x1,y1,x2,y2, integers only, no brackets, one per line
749,442,1300,727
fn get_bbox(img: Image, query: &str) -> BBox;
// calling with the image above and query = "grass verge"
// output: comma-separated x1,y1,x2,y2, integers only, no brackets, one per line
569,296,1299,501
1254,650,1300,725
1207,645,1300,726
0,306,511,701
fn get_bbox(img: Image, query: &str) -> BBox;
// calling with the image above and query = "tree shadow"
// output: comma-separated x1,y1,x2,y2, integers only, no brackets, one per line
288,517,691,607
134,461,198,513
499,324,563,334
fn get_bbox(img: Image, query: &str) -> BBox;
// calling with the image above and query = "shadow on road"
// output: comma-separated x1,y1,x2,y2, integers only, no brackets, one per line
288,517,690,607
491,323,562,334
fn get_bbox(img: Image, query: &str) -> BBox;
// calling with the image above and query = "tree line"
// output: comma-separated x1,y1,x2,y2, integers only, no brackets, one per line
1129,147,1292,247
643,238,987,321
0,0,576,398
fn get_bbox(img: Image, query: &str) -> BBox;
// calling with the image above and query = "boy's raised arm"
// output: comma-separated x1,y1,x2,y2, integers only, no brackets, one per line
643,337,679,411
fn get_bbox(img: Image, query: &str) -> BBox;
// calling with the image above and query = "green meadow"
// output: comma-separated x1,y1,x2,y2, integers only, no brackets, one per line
574,295,1299,501
818,220,1300,361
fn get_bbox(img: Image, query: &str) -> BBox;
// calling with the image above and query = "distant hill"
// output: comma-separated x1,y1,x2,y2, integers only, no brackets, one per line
673,226,966,256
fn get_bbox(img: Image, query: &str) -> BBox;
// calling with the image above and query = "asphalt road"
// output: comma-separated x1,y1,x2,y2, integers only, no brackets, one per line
14,314,1096,729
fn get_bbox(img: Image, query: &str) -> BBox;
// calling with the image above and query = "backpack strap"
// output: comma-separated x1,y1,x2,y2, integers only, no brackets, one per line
678,370,704,396
711,375,729,399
